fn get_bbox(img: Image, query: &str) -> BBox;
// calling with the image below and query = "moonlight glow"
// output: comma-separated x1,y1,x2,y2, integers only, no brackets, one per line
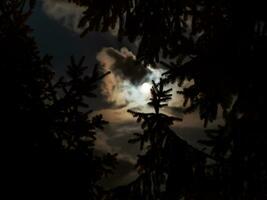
140,82,151,94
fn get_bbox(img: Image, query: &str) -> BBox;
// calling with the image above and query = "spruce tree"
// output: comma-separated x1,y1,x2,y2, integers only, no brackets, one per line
1,1,116,199
107,79,209,200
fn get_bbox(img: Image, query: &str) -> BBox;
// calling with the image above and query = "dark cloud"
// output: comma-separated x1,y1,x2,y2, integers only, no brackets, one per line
98,47,149,84
108,49,149,84
96,47,156,106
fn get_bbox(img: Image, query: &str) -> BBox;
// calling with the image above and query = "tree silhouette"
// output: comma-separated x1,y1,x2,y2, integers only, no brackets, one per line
72,0,267,199
1,1,116,199
41,56,116,199
104,79,216,200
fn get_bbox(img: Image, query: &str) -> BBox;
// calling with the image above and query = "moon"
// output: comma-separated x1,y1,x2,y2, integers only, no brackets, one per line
140,82,151,95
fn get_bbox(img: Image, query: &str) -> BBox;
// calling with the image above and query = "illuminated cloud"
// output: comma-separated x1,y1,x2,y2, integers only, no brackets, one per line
96,47,163,107
42,0,85,33
96,46,187,112
41,0,120,36
94,48,206,188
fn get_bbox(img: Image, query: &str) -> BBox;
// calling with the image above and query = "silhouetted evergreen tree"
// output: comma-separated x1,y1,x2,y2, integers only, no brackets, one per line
1,1,116,199
104,80,215,200
72,0,267,199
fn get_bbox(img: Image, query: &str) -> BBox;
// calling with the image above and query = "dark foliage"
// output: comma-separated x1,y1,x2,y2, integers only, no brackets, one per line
71,0,267,126
72,0,267,199
2,0,267,199
1,1,116,199
104,80,215,200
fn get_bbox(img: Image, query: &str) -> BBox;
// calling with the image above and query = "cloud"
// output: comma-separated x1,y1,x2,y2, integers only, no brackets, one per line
94,118,140,163
95,129,138,188
96,47,163,107
42,0,85,33
94,108,133,124
96,47,189,124
94,120,141,188
95,131,114,153
97,47,148,84
94,47,208,188
41,0,121,36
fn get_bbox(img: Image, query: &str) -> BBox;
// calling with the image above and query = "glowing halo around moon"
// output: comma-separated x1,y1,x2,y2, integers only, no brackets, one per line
140,82,152,95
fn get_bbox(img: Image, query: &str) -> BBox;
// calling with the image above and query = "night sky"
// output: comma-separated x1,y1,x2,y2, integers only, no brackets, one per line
28,0,214,188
